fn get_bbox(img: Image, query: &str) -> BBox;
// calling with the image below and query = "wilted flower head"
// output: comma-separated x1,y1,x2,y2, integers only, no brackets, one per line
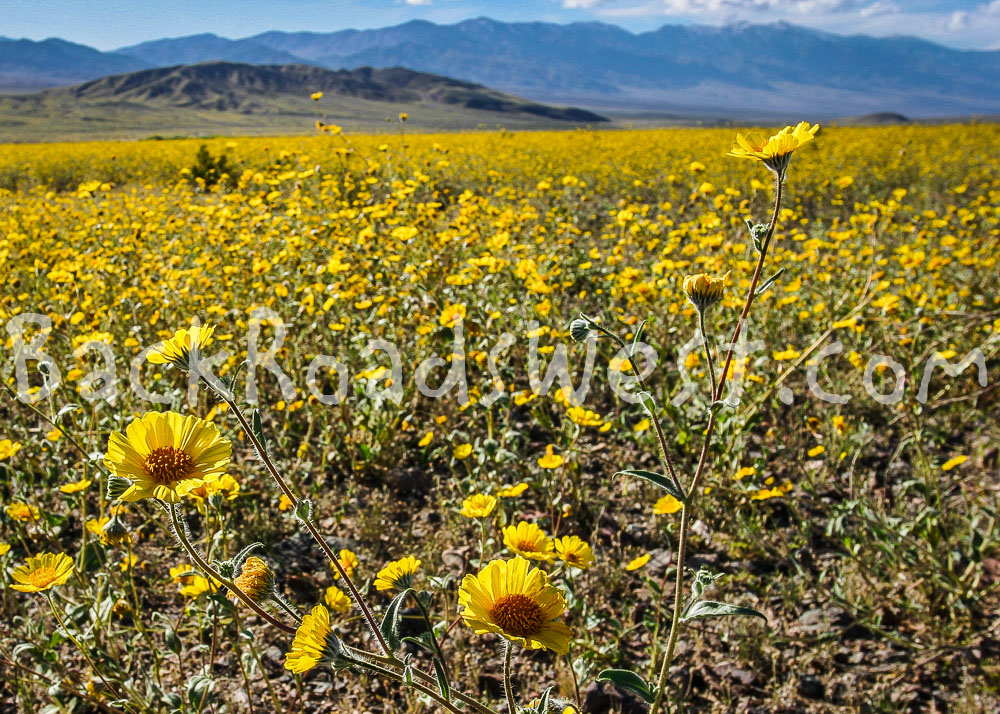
683,271,730,311
230,556,275,604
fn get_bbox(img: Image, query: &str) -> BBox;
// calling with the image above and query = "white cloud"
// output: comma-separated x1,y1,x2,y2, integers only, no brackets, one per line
404,0,432,6
859,1,897,18
946,10,968,30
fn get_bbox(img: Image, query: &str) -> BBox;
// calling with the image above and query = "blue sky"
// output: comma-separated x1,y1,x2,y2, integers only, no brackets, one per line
2,0,998,50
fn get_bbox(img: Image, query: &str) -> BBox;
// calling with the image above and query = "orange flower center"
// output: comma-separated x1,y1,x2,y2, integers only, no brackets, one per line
490,593,545,638
144,446,194,485
27,567,58,588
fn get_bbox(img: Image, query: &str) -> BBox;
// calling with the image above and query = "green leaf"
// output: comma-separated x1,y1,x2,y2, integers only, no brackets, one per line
380,588,413,652
596,669,656,704
432,657,450,701
537,685,555,713
614,469,685,503
630,319,647,354
680,600,767,624
293,498,313,523
251,408,270,459
186,673,214,709
754,268,785,298
401,633,436,654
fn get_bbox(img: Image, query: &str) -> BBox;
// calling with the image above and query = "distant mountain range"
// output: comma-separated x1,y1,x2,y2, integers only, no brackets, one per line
4,18,1000,117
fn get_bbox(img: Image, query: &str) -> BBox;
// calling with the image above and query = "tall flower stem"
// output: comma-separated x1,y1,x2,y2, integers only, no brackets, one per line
216,390,390,656
699,309,717,396
46,593,123,701
502,641,517,714
352,649,497,714
649,176,784,714
353,658,467,714
167,504,296,635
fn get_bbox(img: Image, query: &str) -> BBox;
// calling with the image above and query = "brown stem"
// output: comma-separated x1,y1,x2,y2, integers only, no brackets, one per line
649,172,784,714
221,394,391,655
168,504,296,635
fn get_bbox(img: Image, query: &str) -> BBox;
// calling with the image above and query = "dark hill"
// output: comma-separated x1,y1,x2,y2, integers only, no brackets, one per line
57,62,607,122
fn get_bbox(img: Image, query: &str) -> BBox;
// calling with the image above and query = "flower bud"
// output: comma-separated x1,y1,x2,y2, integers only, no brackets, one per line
106,475,133,502
101,514,131,546
230,556,275,604
569,318,592,343
682,271,730,311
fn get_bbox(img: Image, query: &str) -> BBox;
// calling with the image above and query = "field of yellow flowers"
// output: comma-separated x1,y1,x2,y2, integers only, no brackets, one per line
2,123,999,713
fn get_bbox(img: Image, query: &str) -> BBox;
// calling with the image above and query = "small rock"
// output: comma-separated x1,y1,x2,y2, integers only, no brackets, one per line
798,674,824,700
714,661,756,688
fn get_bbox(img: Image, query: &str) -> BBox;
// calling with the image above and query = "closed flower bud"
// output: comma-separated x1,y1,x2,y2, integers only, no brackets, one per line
569,318,592,342
682,271,730,311
101,514,131,546
106,475,133,501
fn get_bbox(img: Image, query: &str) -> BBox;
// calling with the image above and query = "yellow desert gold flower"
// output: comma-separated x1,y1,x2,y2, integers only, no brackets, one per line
566,406,604,428
625,553,651,571
147,324,215,370
331,548,358,580
104,411,231,503
374,556,421,591
942,455,967,471
284,604,346,673
653,494,683,515
169,564,215,598
502,521,554,561
683,271,730,310
453,442,473,459
460,493,497,519
537,444,564,469
230,557,275,604
310,91,323,101
5,501,40,522
728,121,819,177
0,543,11,557
0,439,23,460
497,482,529,498
11,552,74,592
439,303,466,327
186,473,241,513
324,585,352,613
458,556,572,654
554,535,595,569
59,478,92,494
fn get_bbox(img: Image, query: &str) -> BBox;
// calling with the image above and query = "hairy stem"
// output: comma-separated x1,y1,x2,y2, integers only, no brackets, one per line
167,504,296,635
502,641,517,714
649,173,784,714
219,391,390,655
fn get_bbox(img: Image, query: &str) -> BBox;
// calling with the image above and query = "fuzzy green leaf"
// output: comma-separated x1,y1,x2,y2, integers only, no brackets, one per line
614,469,685,503
680,600,767,623
380,588,414,652
596,669,656,703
